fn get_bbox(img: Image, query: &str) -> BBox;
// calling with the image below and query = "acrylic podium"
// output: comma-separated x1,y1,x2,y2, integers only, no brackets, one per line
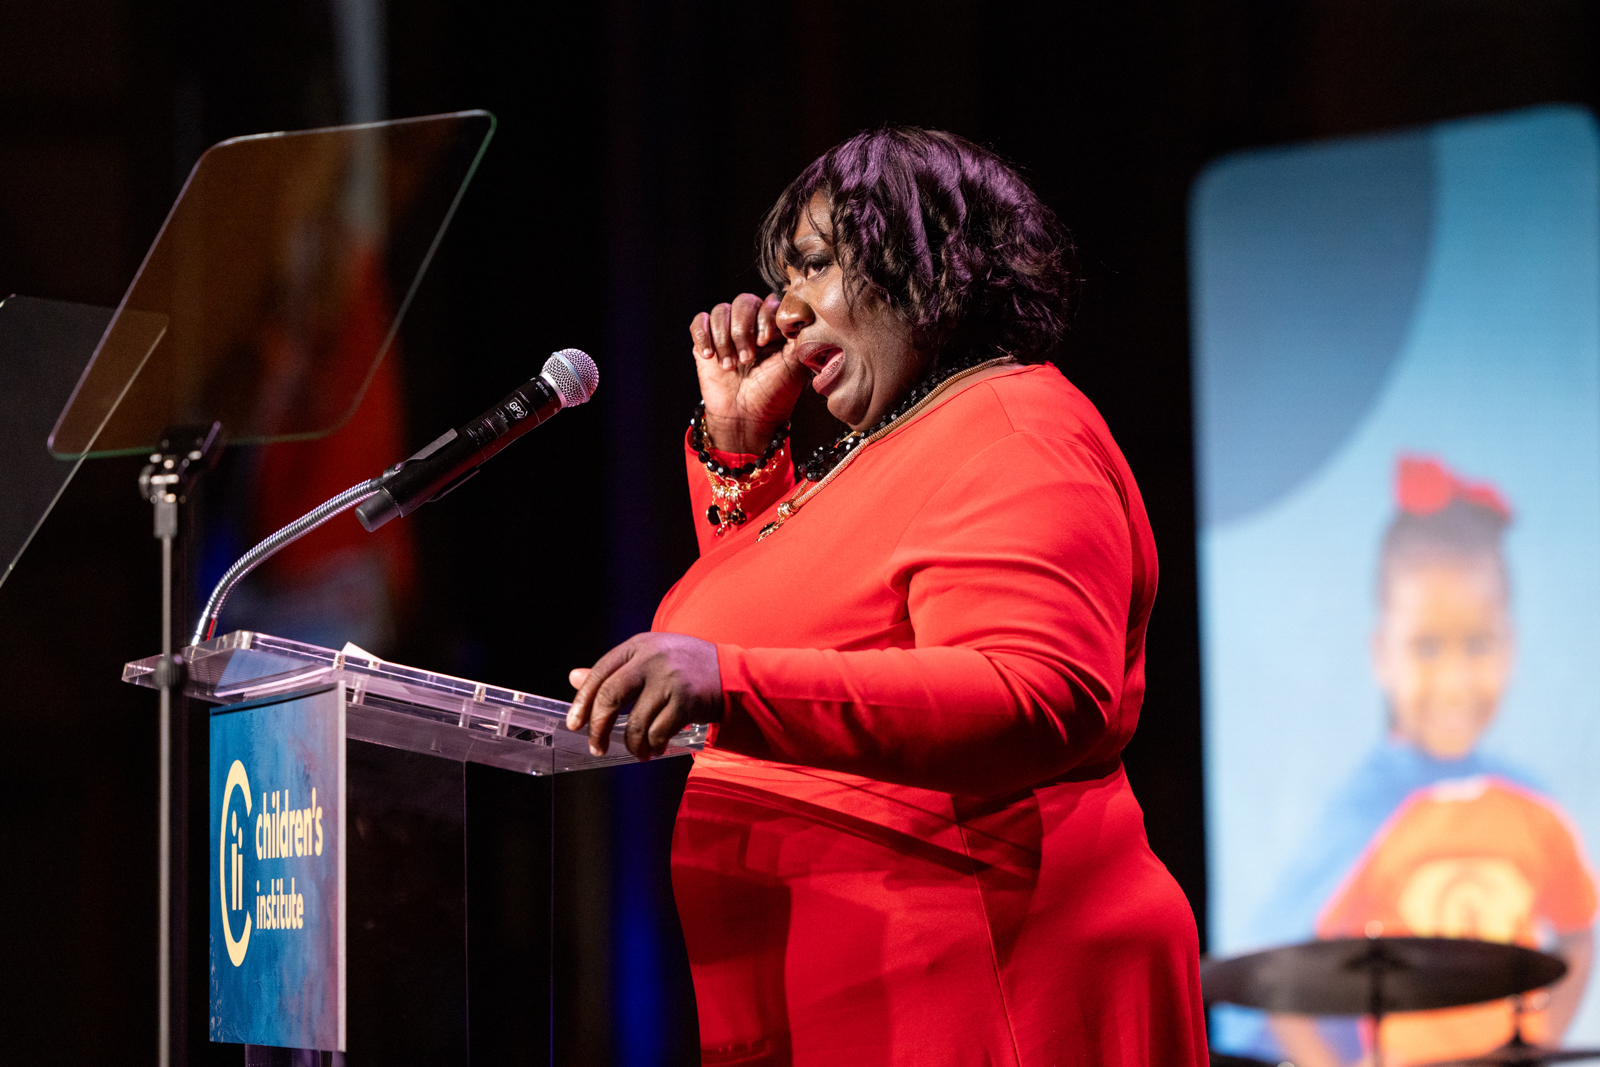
124,630,705,1064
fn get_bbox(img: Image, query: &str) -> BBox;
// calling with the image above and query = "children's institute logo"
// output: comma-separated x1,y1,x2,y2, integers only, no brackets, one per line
218,759,326,967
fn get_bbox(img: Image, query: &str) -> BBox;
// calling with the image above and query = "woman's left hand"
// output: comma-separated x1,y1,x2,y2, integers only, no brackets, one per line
566,633,724,759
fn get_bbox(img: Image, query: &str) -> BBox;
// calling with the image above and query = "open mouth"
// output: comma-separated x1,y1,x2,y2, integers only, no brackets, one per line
803,346,844,393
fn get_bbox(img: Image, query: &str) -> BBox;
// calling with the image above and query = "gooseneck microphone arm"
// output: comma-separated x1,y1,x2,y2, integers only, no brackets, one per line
189,349,597,648
190,478,384,647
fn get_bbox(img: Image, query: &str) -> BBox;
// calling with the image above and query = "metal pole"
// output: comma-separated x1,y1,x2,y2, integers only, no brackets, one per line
142,422,221,1067
156,498,177,1067
1368,943,1386,1067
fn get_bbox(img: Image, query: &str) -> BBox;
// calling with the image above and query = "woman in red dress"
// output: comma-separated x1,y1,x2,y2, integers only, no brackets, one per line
566,128,1207,1066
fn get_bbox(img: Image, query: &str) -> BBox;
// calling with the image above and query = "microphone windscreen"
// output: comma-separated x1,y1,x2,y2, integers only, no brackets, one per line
543,348,598,407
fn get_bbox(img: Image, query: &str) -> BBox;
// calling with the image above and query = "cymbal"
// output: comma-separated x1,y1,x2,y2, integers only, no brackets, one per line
1417,1039,1600,1066
1201,937,1567,1015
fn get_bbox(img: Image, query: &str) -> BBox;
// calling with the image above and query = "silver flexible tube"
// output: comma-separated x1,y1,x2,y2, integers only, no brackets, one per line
189,477,384,648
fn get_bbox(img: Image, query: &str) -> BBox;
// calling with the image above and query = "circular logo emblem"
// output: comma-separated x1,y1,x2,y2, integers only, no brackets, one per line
219,760,253,966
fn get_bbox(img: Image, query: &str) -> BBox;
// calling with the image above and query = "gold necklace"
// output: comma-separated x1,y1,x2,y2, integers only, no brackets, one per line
756,356,1016,541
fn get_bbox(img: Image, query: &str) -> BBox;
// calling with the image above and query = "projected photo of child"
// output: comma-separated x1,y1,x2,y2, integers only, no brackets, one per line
1258,456,1597,1067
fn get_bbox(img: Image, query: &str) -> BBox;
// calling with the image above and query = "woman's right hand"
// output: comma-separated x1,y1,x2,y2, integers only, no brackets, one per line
690,292,807,455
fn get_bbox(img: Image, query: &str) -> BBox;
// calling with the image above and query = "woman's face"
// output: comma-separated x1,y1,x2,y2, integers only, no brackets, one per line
1372,562,1514,760
776,194,930,430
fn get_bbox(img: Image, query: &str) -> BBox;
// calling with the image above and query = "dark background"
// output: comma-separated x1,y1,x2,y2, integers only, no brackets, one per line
3,0,1598,1062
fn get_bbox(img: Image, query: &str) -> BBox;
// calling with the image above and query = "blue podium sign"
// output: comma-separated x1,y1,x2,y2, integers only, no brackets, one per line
209,684,345,1051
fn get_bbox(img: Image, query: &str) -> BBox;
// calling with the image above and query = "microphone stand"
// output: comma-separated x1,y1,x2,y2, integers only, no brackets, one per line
194,349,596,645
190,477,385,648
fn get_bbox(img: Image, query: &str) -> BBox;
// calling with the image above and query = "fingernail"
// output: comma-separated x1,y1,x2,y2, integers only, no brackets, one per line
589,744,602,757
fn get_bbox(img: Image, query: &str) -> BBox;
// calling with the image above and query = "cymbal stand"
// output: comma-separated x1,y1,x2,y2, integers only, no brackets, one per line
1363,939,1391,1067
1500,995,1538,1067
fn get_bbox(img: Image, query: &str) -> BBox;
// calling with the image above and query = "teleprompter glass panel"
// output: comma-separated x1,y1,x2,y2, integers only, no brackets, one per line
0,296,165,587
49,110,495,458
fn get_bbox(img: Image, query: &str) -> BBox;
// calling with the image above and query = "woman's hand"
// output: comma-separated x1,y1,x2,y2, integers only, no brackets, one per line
690,292,807,455
566,633,724,759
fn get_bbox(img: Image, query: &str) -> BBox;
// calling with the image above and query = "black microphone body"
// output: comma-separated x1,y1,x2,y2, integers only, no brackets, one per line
357,351,594,531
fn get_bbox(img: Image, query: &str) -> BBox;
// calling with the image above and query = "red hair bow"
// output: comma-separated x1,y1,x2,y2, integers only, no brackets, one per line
1395,455,1512,519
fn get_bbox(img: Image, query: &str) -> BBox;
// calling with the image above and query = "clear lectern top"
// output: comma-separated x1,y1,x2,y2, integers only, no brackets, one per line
124,630,706,776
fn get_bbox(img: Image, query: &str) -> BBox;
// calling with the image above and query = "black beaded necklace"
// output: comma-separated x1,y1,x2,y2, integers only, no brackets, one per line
797,348,1001,481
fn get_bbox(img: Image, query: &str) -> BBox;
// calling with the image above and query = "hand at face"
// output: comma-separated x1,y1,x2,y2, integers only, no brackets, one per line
690,293,807,454
566,632,724,760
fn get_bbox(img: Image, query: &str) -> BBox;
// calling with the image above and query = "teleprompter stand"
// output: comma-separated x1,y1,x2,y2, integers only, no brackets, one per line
139,422,223,1067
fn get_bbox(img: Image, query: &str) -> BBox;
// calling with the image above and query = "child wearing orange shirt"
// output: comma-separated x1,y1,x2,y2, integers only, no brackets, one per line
1236,457,1596,1067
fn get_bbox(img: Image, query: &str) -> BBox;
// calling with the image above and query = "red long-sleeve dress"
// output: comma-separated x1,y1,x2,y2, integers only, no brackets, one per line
655,362,1207,1067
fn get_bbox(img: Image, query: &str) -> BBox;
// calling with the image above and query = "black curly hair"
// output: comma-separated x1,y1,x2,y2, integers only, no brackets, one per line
758,127,1074,366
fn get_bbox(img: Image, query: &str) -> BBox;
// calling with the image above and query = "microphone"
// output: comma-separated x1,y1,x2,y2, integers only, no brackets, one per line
356,348,598,531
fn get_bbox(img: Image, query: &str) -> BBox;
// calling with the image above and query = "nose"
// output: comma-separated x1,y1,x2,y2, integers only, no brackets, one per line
1430,644,1476,704
776,289,813,340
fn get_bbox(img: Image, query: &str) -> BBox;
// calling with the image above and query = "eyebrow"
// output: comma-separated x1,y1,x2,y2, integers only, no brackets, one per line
777,233,827,275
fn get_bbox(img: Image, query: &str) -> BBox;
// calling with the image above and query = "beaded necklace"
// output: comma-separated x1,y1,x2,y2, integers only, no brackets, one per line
757,353,1016,541
796,347,1004,481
